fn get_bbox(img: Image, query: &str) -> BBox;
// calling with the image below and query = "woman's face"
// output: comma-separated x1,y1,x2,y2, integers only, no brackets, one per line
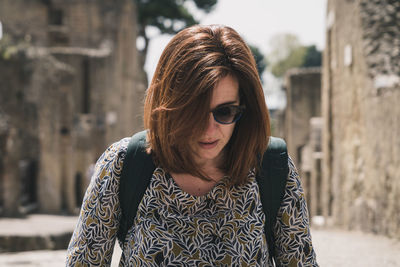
191,75,240,167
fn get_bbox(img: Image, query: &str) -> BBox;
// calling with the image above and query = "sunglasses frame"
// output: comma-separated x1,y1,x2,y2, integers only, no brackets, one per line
211,105,246,125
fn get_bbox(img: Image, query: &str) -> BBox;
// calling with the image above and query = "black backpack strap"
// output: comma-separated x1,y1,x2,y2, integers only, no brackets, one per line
256,136,289,261
117,130,155,243
117,131,288,258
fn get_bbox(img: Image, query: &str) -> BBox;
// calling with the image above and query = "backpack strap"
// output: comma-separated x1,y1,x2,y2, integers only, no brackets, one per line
118,131,289,260
117,130,155,243
256,136,289,261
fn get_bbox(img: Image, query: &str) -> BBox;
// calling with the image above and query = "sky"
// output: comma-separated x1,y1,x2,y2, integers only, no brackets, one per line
143,0,327,108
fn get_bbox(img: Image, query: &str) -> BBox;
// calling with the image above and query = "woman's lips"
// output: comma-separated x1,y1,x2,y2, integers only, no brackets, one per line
199,140,218,149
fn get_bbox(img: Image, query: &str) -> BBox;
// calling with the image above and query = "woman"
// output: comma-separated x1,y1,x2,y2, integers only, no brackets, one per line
66,24,318,266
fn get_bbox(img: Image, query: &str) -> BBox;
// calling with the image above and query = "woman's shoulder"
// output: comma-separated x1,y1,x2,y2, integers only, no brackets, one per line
283,155,305,199
89,137,131,185
98,137,131,164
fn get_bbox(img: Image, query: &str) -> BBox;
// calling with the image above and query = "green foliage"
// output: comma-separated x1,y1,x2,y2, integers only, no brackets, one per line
270,46,307,77
135,0,217,64
270,118,276,136
303,45,322,67
0,34,23,60
267,33,322,78
249,44,267,82
267,34,301,64
136,0,195,35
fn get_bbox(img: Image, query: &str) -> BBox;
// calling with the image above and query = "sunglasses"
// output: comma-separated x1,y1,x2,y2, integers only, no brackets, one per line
211,105,245,124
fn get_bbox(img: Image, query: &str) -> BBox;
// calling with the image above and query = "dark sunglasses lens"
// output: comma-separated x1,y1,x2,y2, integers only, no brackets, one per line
213,106,243,124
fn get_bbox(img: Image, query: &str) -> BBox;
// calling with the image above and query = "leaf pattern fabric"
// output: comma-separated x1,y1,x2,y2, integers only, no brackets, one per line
274,158,318,266
66,138,318,266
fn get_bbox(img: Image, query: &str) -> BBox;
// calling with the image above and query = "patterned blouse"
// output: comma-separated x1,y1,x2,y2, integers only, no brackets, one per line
66,138,318,266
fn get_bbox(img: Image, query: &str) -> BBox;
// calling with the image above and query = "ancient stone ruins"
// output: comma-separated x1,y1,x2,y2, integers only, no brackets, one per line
0,0,399,240
0,0,146,215
282,0,400,239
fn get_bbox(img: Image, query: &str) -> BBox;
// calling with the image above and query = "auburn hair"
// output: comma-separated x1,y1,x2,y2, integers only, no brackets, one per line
144,24,270,185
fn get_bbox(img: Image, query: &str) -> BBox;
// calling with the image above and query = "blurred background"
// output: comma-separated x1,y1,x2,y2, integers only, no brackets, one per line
0,0,399,266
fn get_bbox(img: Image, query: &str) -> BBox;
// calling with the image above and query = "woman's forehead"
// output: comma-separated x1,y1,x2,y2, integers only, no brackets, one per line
210,75,240,108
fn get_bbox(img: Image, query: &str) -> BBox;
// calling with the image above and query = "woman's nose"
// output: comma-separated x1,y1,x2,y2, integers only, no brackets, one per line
205,113,218,134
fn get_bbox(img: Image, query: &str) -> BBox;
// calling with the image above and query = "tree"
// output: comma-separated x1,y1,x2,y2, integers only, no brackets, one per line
270,45,307,78
267,33,302,66
136,0,217,65
249,44,267,82
302,45,322,67
267,33,322,78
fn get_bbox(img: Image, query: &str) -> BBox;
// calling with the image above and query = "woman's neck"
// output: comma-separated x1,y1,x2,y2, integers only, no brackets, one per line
194,149,225,171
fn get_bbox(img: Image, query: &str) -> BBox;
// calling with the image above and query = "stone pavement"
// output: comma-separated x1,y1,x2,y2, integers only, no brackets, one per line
312,228,400,267
0,215,77,237
0,215,400,266
0,247,123,267
0,215,77,252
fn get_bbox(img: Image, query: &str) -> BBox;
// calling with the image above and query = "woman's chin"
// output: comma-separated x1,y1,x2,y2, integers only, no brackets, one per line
194,149,224,166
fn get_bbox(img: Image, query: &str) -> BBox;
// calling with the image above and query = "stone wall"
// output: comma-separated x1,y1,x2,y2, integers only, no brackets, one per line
302,117,323,218
0,0,145,215
284,67,321,166
283,68,322,218
0,0,48,46
323,0,400,238
0,53,71,215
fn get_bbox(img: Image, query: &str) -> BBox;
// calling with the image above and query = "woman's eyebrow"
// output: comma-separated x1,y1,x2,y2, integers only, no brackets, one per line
214,101,239,108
